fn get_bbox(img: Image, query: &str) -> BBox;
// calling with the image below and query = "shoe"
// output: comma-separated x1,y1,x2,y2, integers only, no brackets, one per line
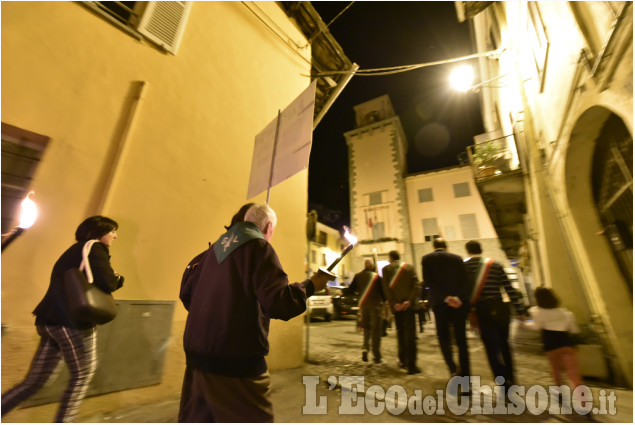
362,351,368,362
407,367,421,375
398,362,406,369
419,326,424,333
374,358,382,364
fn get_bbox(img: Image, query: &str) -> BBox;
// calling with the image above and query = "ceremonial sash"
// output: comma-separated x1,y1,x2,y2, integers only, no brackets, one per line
358,273,379,308
388,262,407,289
213,221,264,264
470,257,494,304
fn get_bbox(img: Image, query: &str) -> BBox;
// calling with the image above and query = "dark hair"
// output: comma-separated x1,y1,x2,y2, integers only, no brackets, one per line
534,287,560,309
465,240,482,254
75,216,118,242
225,203,256,230
433,238,447,249
388,250,400,261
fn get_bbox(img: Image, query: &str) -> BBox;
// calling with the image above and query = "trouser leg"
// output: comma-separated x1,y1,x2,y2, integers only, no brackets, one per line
498,322,514,383
394,311,406,365
434,306,456,374
54,325,97,423
1,325,62,416
369,307,383,361
403,310,417,370
180,368,273,423
479,325,505,380
452,309,470,377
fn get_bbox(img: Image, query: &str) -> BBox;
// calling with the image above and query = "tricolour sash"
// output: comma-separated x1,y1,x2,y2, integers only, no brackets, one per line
470,257,494,304
358,273,379,308
388,262,407,289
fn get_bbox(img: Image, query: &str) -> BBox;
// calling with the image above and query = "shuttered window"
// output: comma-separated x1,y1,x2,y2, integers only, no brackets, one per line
82,1,192,54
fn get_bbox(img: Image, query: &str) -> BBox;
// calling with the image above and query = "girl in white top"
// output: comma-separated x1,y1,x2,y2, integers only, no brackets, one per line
525,287,584,389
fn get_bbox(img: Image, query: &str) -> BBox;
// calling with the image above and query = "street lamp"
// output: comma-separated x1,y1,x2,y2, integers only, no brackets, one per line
450,64,508,92
449,65,474,91
1,192,38,251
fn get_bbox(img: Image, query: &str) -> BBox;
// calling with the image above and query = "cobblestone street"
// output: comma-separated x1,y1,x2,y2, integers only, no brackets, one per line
287,316,632,423
6,316,632,423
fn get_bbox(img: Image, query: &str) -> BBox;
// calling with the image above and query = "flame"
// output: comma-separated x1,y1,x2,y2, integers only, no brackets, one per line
343,226,358,245
18,192,38,229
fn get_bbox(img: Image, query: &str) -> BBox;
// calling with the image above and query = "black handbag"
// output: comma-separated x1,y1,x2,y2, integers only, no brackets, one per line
63,240,117,325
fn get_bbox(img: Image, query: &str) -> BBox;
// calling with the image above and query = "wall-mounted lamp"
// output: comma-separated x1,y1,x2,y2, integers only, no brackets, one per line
1,192,38,252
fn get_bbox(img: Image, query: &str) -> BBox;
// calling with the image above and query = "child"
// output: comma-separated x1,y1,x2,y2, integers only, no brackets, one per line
526,287,584,390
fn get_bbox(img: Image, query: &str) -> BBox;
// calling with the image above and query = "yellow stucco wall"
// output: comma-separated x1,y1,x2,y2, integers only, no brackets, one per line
2,1,312,418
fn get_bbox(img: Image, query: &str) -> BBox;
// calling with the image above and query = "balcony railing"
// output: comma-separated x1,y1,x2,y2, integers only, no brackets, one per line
467,134,521,180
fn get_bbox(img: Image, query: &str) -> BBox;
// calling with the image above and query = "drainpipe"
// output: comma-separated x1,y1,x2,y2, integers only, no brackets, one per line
94,81,148,215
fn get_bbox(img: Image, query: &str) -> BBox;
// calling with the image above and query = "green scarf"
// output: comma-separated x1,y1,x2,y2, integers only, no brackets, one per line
213,221,264,264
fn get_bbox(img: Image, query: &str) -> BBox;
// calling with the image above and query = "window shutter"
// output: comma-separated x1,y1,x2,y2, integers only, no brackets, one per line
137,1,192,54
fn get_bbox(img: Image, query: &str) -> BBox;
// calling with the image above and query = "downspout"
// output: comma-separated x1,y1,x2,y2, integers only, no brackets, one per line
94,81,148,215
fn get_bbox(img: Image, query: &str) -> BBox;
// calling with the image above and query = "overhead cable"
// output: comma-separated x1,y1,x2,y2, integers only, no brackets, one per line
310,48,506,77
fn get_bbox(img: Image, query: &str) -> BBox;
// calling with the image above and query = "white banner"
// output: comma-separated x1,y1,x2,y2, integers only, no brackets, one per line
247,80,317,200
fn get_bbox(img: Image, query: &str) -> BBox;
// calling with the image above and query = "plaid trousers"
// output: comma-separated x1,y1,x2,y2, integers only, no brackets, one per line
1,324,97,422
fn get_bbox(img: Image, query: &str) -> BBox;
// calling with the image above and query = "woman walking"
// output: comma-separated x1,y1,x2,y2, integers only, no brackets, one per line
1,216,124,422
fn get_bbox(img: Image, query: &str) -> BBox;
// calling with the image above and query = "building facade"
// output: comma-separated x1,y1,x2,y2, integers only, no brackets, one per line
345,96,512,283
456,0,633,385
1,1,353,421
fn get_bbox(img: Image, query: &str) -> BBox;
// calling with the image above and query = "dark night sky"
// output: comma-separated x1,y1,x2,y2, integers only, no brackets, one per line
308,1,485,230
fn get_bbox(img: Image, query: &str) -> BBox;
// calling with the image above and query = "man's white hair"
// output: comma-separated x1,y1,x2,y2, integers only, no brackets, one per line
244,204,277,231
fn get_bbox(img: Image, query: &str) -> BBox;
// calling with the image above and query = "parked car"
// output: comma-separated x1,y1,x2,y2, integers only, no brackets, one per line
307,288,333,321
330,285,359,319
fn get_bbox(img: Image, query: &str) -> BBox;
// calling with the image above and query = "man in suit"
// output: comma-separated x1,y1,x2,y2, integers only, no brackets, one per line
382,250,421,374
349,259,385,364
421,238,471,379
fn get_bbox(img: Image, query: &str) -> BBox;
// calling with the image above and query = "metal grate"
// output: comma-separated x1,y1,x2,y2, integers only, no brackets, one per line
593,114,633,289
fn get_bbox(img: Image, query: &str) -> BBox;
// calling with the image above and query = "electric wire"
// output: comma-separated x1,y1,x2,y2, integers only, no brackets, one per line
310,48,505,77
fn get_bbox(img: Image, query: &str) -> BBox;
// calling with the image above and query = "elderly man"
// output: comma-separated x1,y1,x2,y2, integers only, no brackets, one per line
349,259,385,364
178,204,330,422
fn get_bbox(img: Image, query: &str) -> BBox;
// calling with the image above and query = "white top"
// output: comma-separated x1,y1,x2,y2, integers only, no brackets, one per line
526,306,579,333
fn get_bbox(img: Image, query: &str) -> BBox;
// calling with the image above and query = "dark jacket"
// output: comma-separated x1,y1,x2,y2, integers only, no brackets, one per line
381,261,420,310
463,256,525,315
180,222,314,378
33,241,124,330
349,269,384,308
421,249,470,307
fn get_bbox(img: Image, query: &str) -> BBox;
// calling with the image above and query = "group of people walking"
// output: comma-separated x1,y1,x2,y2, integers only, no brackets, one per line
350,238,586,399
1,210,586,423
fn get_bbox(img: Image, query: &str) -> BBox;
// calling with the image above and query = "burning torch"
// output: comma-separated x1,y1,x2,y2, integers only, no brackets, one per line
319,226,358,277
2,192,38,252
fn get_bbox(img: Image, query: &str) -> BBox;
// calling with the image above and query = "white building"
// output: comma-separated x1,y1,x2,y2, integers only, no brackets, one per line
345,95,511,278
456,0,632,385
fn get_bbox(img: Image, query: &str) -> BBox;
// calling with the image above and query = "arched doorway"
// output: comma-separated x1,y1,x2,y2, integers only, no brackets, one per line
592,113,633,289
565,105,633,386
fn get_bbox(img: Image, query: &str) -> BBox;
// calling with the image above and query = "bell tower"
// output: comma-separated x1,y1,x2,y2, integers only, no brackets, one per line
345,95,414,271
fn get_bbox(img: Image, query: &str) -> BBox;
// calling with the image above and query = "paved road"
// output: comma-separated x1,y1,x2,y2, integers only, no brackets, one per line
10,316,630,423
